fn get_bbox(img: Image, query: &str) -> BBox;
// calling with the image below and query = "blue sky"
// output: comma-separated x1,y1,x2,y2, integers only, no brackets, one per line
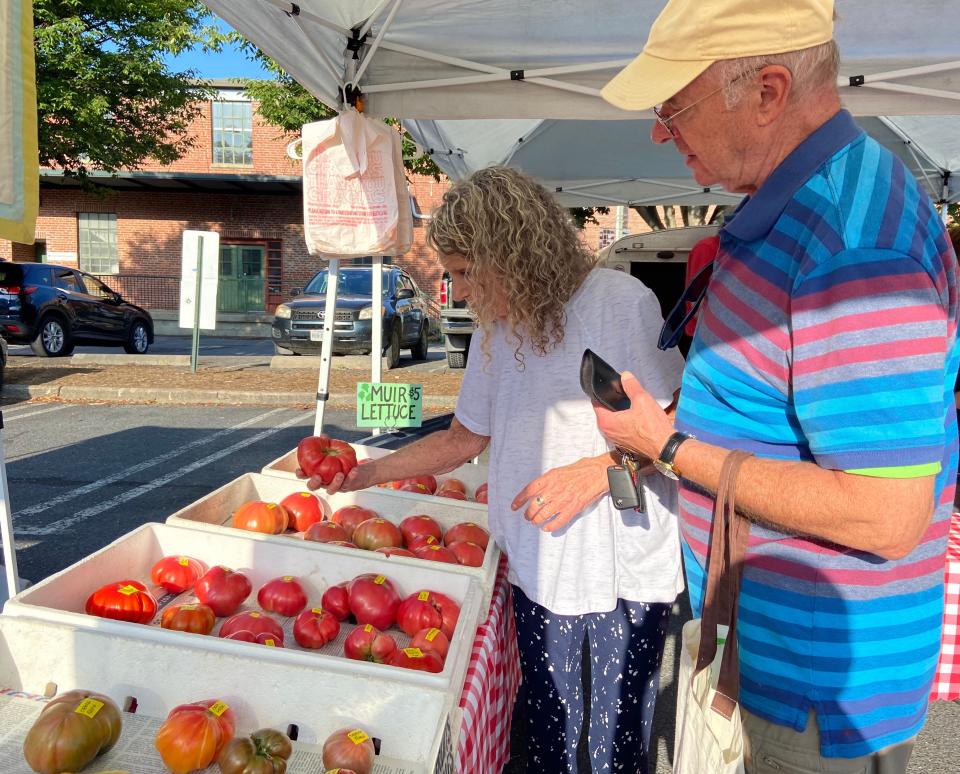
164,18,271,81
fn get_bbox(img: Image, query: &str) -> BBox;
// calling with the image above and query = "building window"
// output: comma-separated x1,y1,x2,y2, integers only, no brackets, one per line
212,101,253,165
599,228,616,250
78,213,118,274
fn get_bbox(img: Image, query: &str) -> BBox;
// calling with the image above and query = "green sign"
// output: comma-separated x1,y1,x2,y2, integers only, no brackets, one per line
356,382,423,428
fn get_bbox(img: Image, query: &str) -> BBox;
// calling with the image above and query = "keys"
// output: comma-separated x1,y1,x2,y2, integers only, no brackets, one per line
608,449,646,512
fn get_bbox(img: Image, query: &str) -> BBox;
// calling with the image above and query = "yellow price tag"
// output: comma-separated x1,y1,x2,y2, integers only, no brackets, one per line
311,607,323,615
283,576,294,582
116,584,139,596
178,557,190,566
418,591,430,601
425,628,440,642
403,647,424,658
347,729,370,745
363,624,373,633
74,698,104,718
249,612,260,618
373,575,386,585
208,701,229,717
263,639,276,647
180,604,197,611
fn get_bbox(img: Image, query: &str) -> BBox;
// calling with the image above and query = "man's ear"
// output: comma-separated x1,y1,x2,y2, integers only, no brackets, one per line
754,65,792,127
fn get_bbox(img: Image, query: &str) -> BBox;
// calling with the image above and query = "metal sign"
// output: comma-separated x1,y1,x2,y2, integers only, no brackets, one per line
179,230,219,331
356,382,423,428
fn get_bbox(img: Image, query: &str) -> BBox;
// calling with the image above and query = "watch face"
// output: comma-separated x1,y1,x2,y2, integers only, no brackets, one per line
654,460,679,480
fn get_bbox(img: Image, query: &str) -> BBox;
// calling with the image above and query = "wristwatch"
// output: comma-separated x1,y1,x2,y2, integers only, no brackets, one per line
654,431,694,480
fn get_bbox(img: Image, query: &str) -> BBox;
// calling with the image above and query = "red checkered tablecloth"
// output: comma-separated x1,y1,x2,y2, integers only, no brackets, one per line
931,513,960,701
456,556,521,773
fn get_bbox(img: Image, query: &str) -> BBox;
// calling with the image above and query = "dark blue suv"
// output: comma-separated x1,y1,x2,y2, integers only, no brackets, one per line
271,266,431,367
0,263,154,357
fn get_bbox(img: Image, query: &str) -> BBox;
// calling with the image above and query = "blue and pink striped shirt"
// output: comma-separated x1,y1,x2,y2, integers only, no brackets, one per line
676,110,960,757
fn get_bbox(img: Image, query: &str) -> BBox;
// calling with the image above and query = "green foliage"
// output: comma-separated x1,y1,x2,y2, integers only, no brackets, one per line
569,207,610,230
34,1,225,182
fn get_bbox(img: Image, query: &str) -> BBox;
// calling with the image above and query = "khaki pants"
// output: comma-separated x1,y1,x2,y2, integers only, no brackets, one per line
743,709,915,774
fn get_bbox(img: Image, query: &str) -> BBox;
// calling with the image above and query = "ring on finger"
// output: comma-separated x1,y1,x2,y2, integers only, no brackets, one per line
534,494,546,506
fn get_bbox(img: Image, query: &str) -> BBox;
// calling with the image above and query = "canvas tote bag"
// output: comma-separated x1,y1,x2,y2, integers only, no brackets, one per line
673,450,752,774
301,108,413,258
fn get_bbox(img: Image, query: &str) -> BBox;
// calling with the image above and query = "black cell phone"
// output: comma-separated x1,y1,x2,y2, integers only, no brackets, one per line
580,348,630,411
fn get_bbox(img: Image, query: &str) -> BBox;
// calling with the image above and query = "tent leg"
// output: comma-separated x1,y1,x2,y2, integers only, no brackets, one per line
370,257,384,436
0,412,21,598
313,259,340,435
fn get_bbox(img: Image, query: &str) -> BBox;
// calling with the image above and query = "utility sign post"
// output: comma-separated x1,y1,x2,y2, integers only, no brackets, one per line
179,230,219,372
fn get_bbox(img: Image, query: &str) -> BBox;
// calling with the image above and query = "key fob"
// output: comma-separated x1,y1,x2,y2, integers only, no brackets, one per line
608,465,645,511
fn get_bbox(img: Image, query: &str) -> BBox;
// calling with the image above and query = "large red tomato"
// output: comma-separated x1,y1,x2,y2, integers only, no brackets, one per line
150,555,206,594
347,574,400,630
398,591,460,638
352,518,403,551
330,505,378,540
375,546,416,558
387,646,444,673
398,481,431,496
219,611,284,647
222,630,284,647
194,566,252,617
160,603,216,635
447,540,485,567
436,488,467,501
232,501,289,535
406,475,438,494
303,520,350,543
474,483,488,504
294,607,341,649
438,478,466,495
321,582,351,621
279,491,327,532
85,580,157,624
322,727,376,774
443,522,490,551
399,515,442,546
297,436,358,485
410,626,450,660
257,576,308,616
413,544,459,564
327,540,359,549
406,533,440,552
343,623,396,663
155,699,236,774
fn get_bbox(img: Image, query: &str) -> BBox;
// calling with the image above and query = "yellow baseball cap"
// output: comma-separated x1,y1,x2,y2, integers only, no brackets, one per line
602,0,835,111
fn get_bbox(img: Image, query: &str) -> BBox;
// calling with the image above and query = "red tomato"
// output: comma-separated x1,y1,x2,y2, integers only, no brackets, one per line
160,603,216,635
297,436,358,485
410,626,450,659
443,522,490,551
343,623,397,663
375,546,416,558
413,544,459,565
232,501,289,534
352,518,403,551
447,540,485,567
438,478,467,495
279,491,327,532
348,573,400,630
407,475,438,493
304,520,350,543
293,607,341,648
406,533,440,552
398,481,431,496
387,646,444,673
219,611,284,645
328,540,359,549
399,515,442,546
85,580,157,624
155,699,236,774
257,576,308,616
222,630,283,647
436,489,467,500
150,555,206,594
475,482,488,504
398,590,460,638
194,566,252,617
322,727,376,774
330,505,378,540
321,582,351,621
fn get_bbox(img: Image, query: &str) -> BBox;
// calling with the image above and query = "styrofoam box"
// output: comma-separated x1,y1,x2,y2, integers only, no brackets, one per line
2,523,482,698
0,614,452,771
166,472,500,614
262,443,489,512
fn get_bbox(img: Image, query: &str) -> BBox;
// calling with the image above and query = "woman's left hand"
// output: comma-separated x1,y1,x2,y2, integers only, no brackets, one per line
512,456,610,533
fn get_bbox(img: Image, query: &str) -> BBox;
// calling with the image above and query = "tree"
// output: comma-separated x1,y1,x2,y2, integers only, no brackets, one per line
34,1,223,181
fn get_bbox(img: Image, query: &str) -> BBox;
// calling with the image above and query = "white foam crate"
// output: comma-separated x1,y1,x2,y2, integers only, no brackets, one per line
166,472,500,614
262,442,489,512
0,614,454,772
2,523,482,699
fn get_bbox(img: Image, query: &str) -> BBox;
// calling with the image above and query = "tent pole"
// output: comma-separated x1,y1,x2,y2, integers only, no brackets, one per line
370,256,384,437
313,258,340,435
0,412,21,598
351,0,405,87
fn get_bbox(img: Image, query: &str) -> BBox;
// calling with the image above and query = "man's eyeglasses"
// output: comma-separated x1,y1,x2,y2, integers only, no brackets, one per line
653,71,754,138
657,260,714,351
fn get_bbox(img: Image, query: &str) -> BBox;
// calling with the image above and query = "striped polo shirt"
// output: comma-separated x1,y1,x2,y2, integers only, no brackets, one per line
675,110,960,757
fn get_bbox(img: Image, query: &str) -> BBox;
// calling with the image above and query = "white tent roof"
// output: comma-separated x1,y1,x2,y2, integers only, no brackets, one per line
206,0,960,120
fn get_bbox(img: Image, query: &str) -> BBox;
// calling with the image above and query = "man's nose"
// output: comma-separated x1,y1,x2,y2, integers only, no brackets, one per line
651,120,673,145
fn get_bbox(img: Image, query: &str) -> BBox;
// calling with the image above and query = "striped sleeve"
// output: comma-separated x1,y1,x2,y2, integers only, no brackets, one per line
790,248,948,473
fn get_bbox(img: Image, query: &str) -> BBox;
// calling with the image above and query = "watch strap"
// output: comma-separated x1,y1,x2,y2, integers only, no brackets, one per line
658,431,692,468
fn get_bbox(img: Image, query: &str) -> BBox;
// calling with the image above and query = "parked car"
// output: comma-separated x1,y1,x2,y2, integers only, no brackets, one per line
0,263,154,357
271,265,433,367
439,271,476,369
0,335,6,390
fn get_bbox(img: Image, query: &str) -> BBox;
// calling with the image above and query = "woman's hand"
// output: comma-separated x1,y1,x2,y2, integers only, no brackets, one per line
511,455,611,533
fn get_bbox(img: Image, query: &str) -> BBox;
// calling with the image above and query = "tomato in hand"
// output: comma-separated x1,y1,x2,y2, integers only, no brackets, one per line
257,576,308,617
194,566,252,617
218,728,292,774
155,699,235,774
297,435,358,485
293,607,340,649
150,555,206,594
160,603,216,635
279,491,327,532
85,580,157,624
23,689,122,774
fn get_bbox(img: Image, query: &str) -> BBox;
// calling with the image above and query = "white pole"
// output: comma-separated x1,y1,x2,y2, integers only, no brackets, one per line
313,259,340,435
0,413,21,598
370,257,384,437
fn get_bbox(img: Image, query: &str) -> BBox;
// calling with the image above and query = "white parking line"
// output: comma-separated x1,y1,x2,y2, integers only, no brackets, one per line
14,407,292,520
18,411,309,536
2,405,70,421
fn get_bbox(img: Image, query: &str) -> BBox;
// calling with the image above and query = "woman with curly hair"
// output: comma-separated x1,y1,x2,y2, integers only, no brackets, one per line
313,167,684,773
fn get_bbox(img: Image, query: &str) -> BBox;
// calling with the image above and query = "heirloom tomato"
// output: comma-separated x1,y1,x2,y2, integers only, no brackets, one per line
322,727,375,774
194,566,252,617
375,546,416,558
397,591,460,638
257,576,308,616
232,501,289,535
406,475,438,493
218,728,292,774
413,544,459,565
351,518,403,551
436,488,467,501
297,436,358,485
447,540,485,567
474,482,488,504
437,478,466,495
410,626,450,659
321,582,351,621
223,630,283,647
294,607,341,649
22,689,122,774
219,611,284,645
279,491,327,532
155,699,235,774
406,533,440,552
443,522,490,551
327,540,359,549
398,515,442,546
330,505,377,540
347,574,400,630
398,481,430,496
160,603,216,635
387,646,444,673
85,580,157,624
303,520,349,543
150,555,205,594
343,624,396,663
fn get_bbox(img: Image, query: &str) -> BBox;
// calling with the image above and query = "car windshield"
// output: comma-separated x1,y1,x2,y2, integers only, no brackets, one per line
304,269,390,297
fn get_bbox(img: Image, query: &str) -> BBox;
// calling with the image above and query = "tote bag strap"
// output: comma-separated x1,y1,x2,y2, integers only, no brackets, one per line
695,449,753,719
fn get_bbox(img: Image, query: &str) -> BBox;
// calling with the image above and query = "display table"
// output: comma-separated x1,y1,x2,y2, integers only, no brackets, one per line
457,556,521,774
931,512,960,702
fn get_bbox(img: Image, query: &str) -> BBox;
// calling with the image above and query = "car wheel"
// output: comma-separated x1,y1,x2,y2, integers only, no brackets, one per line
386,326,401,369
411,324,429,360
123,320,150,354
273,343,296,356
30,316,74,357
447,351,467,369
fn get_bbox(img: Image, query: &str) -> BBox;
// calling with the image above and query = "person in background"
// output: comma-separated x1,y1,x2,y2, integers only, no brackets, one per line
597,0,959,771
310,166,685,773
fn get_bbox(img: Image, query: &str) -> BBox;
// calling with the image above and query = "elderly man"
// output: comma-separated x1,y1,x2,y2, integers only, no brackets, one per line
599,0,959,771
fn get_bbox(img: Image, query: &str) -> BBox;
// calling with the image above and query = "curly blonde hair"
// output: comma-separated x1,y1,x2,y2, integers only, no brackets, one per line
427,166,597,366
